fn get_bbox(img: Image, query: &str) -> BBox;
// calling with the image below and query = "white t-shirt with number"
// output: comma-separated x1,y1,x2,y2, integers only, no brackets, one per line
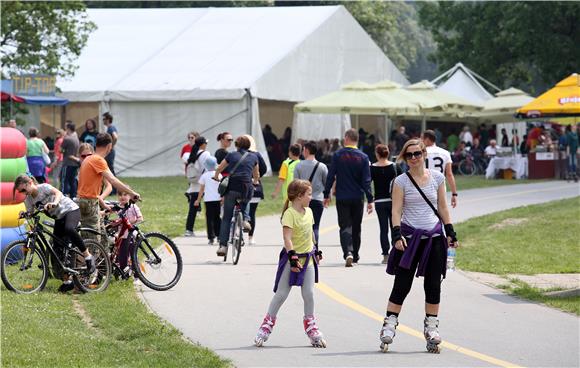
425,144,452,175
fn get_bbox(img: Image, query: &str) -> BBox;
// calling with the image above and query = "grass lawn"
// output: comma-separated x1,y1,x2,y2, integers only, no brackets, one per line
121,174,549,239
455,196,580,314
1,279,230,368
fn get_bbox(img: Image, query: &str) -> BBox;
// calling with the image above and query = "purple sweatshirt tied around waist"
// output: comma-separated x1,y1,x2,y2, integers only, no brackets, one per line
273,248,319,292
386,222,448,279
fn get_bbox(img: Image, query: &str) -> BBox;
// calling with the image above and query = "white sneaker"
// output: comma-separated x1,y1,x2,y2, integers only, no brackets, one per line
248,237,256,245
183,230,195,237
216,246,227,256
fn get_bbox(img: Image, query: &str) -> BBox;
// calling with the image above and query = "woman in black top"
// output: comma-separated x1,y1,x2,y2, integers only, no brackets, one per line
370,144,401,264
215,132,233,175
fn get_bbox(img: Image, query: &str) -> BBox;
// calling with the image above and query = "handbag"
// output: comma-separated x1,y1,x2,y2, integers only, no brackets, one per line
218,152,249,196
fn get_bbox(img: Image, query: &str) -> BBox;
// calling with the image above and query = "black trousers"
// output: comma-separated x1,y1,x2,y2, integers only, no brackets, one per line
309,199,324,245
389,236,444,305
248,202,259,236
60,165,78,198
205,201,221,240
375,201,393,256
185,192,201,232
336,199,364,261
53,209,86,252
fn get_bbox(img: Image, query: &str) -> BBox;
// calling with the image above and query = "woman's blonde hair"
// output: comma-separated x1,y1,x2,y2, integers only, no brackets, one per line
78,142,94,155
281,179,312,219
396,139,426,163
243,134,257,152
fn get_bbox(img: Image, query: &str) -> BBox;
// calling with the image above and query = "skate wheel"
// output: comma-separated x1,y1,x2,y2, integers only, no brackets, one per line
380,343,389,353
312,339,327,348
254,338,263,347
426,343,440,354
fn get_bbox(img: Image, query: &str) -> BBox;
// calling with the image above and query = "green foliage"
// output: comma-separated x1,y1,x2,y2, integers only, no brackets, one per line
419,1,580,93
1,1,96,78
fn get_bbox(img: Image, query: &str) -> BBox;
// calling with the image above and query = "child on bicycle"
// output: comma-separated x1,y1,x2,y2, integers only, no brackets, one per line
13,174,95,292
253,179,326,348
194,156,221,245
114,190,143,275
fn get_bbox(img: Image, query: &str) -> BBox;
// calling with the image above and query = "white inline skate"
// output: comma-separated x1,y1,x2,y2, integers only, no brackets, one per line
424,316,442,353
379,314,398,353
303,315,327,348
254,314,276,347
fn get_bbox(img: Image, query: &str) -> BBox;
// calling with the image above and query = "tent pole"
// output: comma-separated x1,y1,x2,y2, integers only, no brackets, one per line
245,88,253,137
384,114,390,145
421,114,427,133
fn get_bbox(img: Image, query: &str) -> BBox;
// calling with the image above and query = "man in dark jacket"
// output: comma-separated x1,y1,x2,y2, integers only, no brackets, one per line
323,129,374,267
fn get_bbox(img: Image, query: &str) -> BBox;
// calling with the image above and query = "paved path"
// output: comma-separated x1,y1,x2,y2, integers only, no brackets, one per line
140,181,579,367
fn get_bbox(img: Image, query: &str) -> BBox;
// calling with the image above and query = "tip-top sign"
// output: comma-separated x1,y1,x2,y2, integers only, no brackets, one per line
11,75,57,96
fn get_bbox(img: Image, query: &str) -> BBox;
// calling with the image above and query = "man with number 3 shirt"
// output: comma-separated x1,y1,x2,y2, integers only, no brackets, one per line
422,130,458,208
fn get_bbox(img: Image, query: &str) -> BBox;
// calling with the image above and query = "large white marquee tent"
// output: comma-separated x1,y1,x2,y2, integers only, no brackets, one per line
58,6,408,176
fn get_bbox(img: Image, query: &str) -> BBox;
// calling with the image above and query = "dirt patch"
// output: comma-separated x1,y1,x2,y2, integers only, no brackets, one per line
489,217,529,230
72,297,99,332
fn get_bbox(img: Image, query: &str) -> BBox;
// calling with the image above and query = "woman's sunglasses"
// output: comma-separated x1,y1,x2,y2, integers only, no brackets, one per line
188,136,195,140
226,138,233,142
17,188,27,194
80,154,92,159
404,151,423,160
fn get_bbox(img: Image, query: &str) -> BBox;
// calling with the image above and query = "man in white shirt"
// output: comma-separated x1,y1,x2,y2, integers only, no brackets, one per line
459,125,473,146
484,139,498,158
422,130,458,208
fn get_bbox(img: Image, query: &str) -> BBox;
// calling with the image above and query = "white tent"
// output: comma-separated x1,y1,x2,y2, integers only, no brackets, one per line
58,6,408,176
431,62,497,105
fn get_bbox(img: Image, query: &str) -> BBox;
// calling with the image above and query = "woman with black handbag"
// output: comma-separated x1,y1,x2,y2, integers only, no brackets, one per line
379,139,459,354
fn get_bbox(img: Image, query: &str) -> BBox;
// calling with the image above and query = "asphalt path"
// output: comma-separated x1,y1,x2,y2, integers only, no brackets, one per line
140,181,579,368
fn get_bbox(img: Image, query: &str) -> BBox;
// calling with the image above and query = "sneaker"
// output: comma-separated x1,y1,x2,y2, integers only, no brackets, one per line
345,253,353,267
382,255,389,264
85,255,96,274
248,237,256,245
58,280,75,293
183,230,195,237
208,238,215,245
216,246,227,256
243,221,252,233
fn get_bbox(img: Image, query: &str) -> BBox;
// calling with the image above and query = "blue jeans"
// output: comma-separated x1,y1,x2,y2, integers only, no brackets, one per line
60,165,78,198
219,190,249,246
309,200,324,245
568,152,577,174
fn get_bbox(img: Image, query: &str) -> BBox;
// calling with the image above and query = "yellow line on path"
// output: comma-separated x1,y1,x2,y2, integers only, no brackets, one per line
316,282,524,368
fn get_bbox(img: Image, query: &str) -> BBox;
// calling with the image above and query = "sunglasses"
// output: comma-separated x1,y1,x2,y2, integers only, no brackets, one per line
188,136,195,140
80,154,92,159
226,138,233,142
17,188,27,194
404,151,424,160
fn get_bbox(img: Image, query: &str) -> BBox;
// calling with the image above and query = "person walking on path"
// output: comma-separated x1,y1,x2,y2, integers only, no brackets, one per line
26,127,50,184
213,135,259,256
102,113,118,191
60,122,80,198
294,140,328,245
370,144,401,264
323,129,373,267
184,136,211,237
78,133,140,249
215,132,233,175
379,139,459,354
195,156,222,245
253,179,326,348
245,134,268,246
271,143,301,202
422,130,458,208
51,129,64,188
565,124,579,182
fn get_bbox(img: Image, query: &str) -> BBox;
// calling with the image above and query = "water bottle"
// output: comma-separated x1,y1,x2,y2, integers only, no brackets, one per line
447,247,456,272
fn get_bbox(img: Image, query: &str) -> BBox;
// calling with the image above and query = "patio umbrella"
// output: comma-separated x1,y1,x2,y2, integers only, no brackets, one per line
480,88,534,116
293,81,420,116
517,73,580,117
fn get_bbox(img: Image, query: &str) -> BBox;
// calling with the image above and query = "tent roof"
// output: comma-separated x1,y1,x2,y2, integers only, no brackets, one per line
481,87,534,113
431,63,496,104
58,6,408,102
517,73,580,117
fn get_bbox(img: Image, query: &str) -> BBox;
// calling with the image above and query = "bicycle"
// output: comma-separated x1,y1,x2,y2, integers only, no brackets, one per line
81,200,183,291
457,152,486,176
1,204,111,294
223,199,244,265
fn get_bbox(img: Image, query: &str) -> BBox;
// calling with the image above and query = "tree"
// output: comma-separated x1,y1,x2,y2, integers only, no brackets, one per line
419,1,580,94
1,1,96,78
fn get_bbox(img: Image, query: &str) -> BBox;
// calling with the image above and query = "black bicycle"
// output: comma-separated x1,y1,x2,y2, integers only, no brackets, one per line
223,200,244,265
1,205,112,294
80,201,183,291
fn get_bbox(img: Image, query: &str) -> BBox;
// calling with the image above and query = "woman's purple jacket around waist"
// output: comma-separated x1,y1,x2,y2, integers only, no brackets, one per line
386,222,448,279
273,248,319,292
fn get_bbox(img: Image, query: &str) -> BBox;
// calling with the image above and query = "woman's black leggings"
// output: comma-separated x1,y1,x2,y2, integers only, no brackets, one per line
248,202,259,236
53,209,87,252
389,236,444,305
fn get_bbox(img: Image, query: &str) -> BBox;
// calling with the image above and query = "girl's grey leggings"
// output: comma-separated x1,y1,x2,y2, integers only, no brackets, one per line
267,263,315,317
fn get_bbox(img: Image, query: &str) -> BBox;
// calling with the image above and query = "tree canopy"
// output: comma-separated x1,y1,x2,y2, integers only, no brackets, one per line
419,1,580,94
1,1,96,78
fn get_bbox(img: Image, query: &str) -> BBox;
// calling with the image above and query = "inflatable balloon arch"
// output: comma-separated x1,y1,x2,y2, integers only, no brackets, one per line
1,127,28,254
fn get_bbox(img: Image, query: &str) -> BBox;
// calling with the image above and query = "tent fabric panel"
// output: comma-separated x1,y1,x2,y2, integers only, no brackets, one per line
292,113,351,141
251,6,408,102
436,68,493,104
110,99,249,177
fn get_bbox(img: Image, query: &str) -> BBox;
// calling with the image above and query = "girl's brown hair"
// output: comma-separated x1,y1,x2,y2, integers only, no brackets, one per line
396,139,426,163
12,174,36,198
281,179,312,219
78,142,94,155
375,144,390,159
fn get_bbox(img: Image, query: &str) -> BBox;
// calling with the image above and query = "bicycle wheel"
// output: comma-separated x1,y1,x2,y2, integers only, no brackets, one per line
231,212,243,265
132,232,182,291
72,240,111,293
1,240,48,294
458,160,476,176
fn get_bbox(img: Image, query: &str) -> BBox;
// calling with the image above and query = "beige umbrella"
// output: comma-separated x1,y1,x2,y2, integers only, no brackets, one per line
479,87,535,117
